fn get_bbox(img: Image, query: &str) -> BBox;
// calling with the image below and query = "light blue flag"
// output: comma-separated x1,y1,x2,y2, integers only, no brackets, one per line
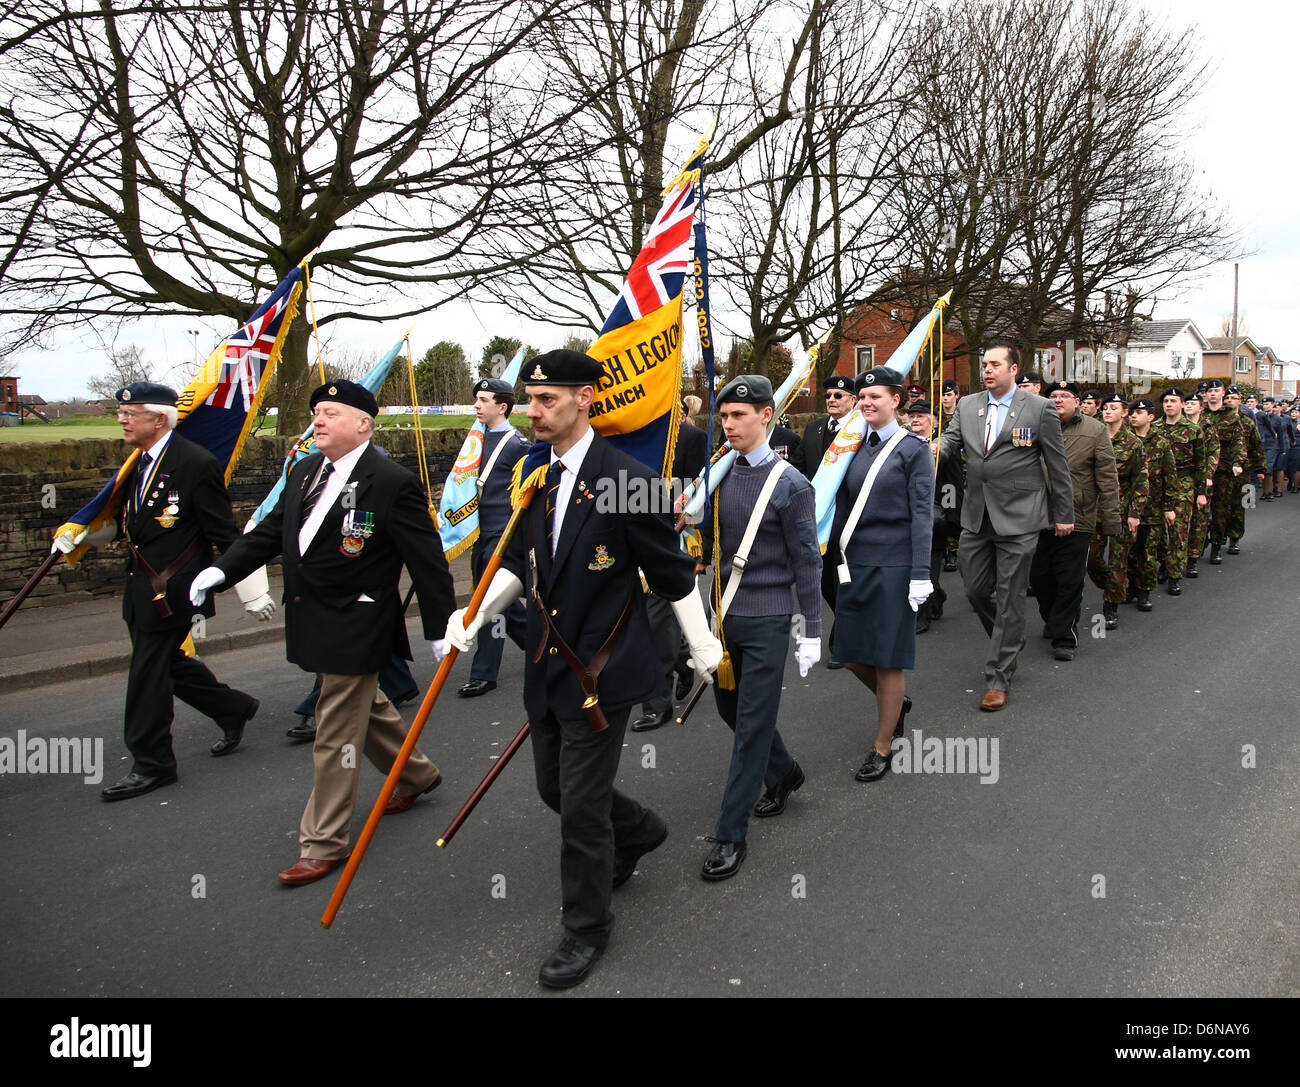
250,336,407,525
678,344,817,523
811,294,948,547
437,345,528,559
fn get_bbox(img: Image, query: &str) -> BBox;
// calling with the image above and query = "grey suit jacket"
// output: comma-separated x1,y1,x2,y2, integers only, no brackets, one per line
939,388,1074,535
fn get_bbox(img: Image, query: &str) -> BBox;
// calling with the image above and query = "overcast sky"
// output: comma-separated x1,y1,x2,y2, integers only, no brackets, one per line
13,0,1299,400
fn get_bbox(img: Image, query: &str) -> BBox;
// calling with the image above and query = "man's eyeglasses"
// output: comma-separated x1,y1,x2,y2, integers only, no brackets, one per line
115,409,157,420
826,392,848,400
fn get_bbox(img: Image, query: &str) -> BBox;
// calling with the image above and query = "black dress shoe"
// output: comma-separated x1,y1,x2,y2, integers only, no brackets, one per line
701,840,747,881
855,747,893,782
211,698,259,756
1166,578,1182,596
538,936,602,989
753,761,804,818
612,819,669,889
893,695,913,739
101,770,178,802
457,680,496,698
285,716,316,741
915,613,931,634
389,689,420,709
826,659,844,670
630,709,671,733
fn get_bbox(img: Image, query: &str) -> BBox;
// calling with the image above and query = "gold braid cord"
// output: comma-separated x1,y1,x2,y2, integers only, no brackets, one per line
711,496,734,690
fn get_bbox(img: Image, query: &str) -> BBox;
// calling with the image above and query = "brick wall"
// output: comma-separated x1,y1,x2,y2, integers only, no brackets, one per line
0,427,470,609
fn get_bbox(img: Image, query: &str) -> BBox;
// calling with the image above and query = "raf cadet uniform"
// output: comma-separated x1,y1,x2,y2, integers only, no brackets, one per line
459,377,530,698
699,375,822,881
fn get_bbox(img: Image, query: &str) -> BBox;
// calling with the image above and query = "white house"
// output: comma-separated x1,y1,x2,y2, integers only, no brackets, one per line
1119,319,1211,382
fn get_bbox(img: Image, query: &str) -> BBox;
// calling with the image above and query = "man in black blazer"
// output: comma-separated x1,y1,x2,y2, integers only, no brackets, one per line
190,380,456,885
445,349,723,989
58,383,263,801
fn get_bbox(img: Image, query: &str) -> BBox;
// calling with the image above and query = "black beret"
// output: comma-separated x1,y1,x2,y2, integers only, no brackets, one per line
1262,396,1276,404
1048,381,1080,396
522,348,604,386
941,379,959,393
823,375,853,392
854,365,904,392
1100,393,1126,406
1017,371,1042,385
1162,387,1186,400
1081,389,1101,402
1226,384,1241,394
905,399,933,415
116,381,178,407
717,374,774,405
473,377,515,398
1202,378,1224,390
1128,397,1157,413
1186,392,1203,404
310,379,378,417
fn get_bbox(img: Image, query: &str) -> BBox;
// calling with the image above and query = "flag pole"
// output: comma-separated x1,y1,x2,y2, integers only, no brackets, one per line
0,550,60,631
320,482,541,929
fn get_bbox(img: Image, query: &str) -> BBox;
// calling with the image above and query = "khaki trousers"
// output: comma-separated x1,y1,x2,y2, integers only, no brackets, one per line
298,672,439,860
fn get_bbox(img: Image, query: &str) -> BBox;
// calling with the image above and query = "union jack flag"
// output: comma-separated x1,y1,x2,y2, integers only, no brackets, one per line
600,179,698,333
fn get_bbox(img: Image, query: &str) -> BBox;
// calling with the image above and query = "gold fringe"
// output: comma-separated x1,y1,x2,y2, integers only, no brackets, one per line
710,496,735,689
442,527,478,562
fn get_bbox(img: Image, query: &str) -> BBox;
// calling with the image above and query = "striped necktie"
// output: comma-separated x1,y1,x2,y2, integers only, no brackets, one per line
544,460,564,550
133,452,152,515
301,463,334,520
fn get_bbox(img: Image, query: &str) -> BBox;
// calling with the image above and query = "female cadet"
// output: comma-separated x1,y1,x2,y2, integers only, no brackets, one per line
831,367,934,782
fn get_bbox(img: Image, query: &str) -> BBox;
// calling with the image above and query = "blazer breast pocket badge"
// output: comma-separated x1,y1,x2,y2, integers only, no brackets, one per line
340,510,375,557
1011,427,1035,447
587,544,616,572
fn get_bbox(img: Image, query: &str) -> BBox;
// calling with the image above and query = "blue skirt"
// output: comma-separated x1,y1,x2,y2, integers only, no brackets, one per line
831,563,916,670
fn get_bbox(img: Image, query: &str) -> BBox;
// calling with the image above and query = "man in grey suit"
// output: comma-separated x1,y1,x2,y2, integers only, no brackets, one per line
939,340,1074,710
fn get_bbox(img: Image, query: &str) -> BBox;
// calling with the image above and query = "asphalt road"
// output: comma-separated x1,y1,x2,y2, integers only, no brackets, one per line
2,503,1298,1000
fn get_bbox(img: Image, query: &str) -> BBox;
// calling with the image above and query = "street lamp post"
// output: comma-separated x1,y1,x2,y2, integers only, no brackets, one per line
186,328,200,366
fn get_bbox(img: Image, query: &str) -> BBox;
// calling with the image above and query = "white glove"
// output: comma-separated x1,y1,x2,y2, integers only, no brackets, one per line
445,568,523,653
907,579,934,612
669,590,723,685
50,522,114,554
243,593,275,621
795,636,821,677
189,567,226,606
432,639,449,662
233,560,274,620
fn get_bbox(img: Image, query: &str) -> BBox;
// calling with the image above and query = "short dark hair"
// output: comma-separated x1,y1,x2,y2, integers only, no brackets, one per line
983,338,1020,370
490,391,514,411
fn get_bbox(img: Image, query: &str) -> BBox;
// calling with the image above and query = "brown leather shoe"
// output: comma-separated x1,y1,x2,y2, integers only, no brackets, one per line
277,857,345,885
383,772,442,815
979,689,1008,712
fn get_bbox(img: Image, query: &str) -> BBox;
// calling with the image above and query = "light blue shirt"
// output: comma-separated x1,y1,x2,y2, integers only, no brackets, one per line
985,388,1015,446
867,418,900,445
737,440,773,467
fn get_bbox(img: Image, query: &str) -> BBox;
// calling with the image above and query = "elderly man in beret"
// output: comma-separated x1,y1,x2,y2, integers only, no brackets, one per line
53,382,264,801
190,380,457,885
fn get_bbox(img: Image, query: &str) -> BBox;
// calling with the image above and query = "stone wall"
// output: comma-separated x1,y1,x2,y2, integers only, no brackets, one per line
0,426,470,609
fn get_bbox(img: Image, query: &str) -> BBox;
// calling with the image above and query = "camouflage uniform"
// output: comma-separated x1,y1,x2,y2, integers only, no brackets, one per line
1227,410,1266,541
1128,428,1174,591
1201,406,1246,546
1188,414,1216,560
1087,426,1149,603
1155,416,1207,578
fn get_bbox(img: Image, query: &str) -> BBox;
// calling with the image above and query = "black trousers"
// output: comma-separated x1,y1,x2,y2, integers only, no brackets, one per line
640,592,681,717
124,624,256,776
1028,529,1093,649
530,704,664,948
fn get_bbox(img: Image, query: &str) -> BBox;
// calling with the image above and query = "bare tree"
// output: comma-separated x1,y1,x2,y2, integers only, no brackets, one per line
0,0,603,431
86,343,153,399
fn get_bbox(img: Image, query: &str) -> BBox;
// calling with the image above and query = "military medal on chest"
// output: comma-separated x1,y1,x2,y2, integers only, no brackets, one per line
155,488,181,528
339,509,374,556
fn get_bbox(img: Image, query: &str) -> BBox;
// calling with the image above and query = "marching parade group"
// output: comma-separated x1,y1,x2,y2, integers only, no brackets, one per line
51,337,1293,989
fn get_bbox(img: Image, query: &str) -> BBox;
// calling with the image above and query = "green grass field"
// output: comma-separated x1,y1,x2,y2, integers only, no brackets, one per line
0,413,477,443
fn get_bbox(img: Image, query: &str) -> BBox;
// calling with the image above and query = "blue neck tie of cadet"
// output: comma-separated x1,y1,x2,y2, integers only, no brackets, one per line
301,462,334,520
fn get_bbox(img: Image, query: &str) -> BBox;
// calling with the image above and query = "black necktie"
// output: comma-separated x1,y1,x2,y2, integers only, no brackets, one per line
301,463,334,520
545,460,564,548
828,419,838,434
736,455,750,467
868,433,881,448
134,452,152,514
